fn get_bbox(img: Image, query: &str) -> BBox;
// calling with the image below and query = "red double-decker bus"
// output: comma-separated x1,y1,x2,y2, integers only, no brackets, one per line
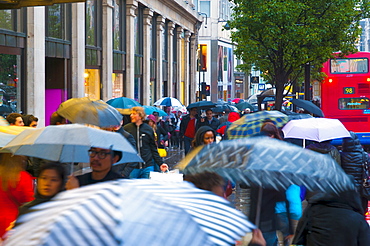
316,52,370,145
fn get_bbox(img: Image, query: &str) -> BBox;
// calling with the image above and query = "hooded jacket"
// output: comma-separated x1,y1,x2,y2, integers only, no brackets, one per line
340,131,368,193
124,122,163,168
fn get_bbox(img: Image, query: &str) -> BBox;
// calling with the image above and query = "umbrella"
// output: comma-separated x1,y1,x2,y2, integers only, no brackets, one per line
178,137,355,194
232,98,244,104
106,97,141,109
235,101,255,112
291,99,324,117
0,126,28,147
212,104,238,113
282,118,350,143
0,116,9,126
281,110,313,120
57,97,122,127
153,97,183,107
187,101,217,110
0,124,143,164
8,179,256,246
143,105,167,117
227,110,289,140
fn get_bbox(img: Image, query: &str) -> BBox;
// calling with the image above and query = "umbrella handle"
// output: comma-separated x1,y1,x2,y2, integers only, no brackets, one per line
255,186,262,227
70,162,74,175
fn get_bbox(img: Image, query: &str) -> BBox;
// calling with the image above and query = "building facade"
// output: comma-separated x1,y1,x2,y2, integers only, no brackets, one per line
0,0,202,125
197,0,248,102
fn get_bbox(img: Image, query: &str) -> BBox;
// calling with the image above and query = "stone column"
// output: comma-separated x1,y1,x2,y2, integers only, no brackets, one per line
142,8,153,106
156,16,165,100
189,33,198,104
176,26,183,101
27,7,45,126
101,0,114,101
167,21,175,97
183,30,191,105
71,2,85,99
125,0,138,98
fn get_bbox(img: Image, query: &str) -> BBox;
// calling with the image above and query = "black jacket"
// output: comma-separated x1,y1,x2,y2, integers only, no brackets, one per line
293,190,370,246
198,117,220,131
340,131,367,193
306,141,341,166
124,122,163,168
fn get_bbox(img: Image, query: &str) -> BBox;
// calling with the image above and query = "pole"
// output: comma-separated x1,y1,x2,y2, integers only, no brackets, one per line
304,62,311,101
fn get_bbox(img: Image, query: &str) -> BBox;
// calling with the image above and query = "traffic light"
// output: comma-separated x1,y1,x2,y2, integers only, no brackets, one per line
205,85,210,96
201,82,206,95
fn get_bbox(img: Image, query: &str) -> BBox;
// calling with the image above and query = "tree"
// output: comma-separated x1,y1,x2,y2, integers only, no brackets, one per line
229,0,370,110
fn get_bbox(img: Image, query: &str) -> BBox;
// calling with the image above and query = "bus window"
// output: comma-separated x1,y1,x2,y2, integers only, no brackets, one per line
331,58,368,73
338,98,370,110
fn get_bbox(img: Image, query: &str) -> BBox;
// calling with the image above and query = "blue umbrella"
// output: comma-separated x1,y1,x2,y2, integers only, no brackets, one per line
143,105,167,117
153,97,183,107
10,179,255,246
106,97,141,109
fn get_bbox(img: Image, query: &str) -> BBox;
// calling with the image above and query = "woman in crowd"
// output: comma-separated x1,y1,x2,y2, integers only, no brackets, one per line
191,125,216,149
18,162,65,217
0,153,34,239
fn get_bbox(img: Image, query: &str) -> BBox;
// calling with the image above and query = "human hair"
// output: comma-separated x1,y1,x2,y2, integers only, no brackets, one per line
0,153,27,191
206,109,213,114
6,113,23,125
260,122,283,140
50,112,66,125
22,114,39,126
184,171,225,192
38,162,66,183
192,126,216,148
113,150,122,163
131,106,146,121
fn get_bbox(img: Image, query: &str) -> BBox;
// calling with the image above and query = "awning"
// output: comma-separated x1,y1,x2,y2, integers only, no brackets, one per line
0,0,85,9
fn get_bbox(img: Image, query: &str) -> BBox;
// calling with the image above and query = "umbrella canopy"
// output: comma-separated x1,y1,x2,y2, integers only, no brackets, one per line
282,118,350,142
291,99,324,117
0,124,142,164
281,110,313,120
178,137,355,194
227,110,289,140
153,97,183,107
106,97,141,109
8,179,255,246
212,104,238,113
187,101,217,110
235,101,255,112
0,116,9,126
57,97,122,127
0,126,29,147
143,105,167,117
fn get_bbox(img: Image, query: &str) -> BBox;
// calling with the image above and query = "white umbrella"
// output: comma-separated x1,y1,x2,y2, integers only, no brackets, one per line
8,179,256,246
0,124,143,164
282,118,350,146
153,97,183,107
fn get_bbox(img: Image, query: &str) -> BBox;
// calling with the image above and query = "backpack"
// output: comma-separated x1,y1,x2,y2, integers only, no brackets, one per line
361,152,370,200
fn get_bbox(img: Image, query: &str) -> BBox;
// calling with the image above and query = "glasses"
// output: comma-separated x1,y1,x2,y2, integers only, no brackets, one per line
88,150,112,159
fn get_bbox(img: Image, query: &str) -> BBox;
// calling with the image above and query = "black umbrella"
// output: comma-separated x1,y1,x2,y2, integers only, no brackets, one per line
187,101,216,110
291,99,324,117
212,104,238,113
235,101,255,111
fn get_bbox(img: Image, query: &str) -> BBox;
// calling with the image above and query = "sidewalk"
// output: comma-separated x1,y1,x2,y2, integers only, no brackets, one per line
162,147,185,169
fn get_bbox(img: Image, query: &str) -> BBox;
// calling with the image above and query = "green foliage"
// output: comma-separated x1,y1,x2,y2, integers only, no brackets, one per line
229,0,370,109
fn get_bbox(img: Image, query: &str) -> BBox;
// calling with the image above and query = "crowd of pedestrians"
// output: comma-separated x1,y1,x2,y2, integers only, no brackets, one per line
1,98,370,246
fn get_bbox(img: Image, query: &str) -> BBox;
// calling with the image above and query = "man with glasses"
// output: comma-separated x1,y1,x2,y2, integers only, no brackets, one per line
65,147,122,189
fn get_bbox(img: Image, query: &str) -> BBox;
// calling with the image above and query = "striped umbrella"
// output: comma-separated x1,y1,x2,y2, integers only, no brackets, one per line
8,179,255,246
179,137,355,194
227,110,288,140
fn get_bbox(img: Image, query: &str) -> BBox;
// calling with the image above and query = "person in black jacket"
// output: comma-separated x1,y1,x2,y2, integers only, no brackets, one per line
340,131,369,212
124,106,167,178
